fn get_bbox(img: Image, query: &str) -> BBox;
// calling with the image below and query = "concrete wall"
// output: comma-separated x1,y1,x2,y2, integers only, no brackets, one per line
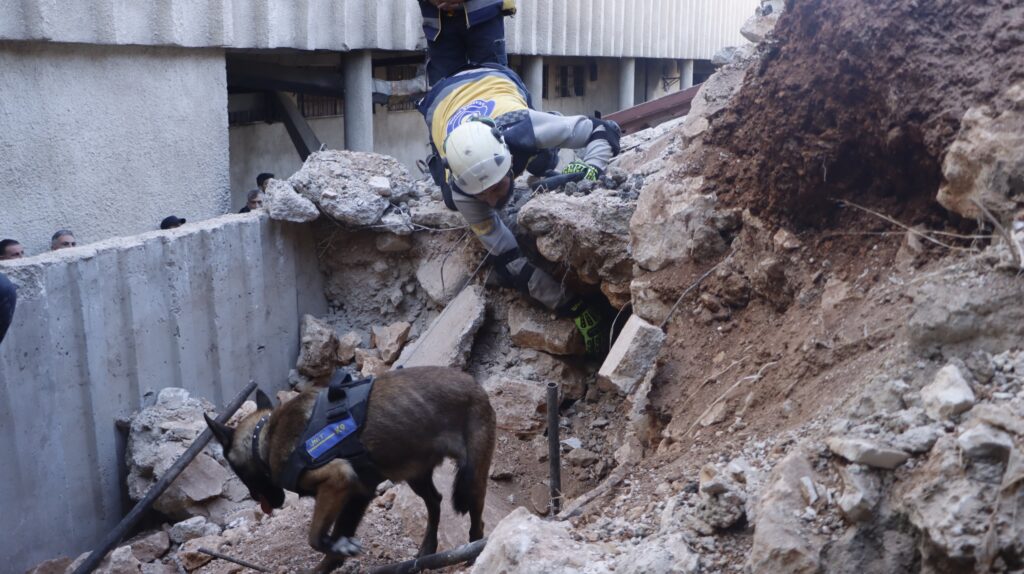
0,214,326,571
0,42,230,255
1,0,756,60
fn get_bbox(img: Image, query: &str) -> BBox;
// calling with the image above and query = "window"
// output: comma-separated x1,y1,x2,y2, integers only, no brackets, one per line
558,66,570,97
542,65,549,99
573,65,585,96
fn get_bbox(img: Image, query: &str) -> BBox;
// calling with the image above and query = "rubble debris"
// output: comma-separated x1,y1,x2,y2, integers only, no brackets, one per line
740,0,784,43
920,364,976,420
296,314,340,379
397,285,486,369
337,330,362,365
129,531,170,563
835,464,881,523
288,150,409,227
629,177,722,272
471,508,612,574
482,376,549,436
371,321,411,363
415,249,476,305
825,437,910,470
746,452,824,574
507,300,584,356
264,179,319,223
597,315,666,395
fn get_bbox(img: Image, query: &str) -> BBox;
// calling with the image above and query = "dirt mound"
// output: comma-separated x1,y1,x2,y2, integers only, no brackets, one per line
704,0,1024,227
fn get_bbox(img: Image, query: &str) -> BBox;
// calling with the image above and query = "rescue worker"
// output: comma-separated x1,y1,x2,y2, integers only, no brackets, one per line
417,64,621,355
417,0,516,86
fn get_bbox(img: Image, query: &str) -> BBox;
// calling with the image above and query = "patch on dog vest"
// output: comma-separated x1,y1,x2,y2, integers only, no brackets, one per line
305,416,357,460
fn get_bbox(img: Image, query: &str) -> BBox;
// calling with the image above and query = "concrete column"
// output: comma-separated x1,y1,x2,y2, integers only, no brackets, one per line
524,56,544,111
619,58,635,110
343,50,373,152
681,59,695,90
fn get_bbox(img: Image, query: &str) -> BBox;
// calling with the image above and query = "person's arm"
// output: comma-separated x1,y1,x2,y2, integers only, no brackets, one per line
526,111,619,170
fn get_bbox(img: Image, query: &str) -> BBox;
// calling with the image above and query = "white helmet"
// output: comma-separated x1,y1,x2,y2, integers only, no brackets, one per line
443,119,512,195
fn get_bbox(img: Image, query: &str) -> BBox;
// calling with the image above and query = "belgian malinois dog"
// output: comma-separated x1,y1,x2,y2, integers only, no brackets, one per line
204,366,496,573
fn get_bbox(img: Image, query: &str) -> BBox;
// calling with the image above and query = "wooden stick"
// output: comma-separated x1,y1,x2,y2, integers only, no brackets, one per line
368,538,488,574
74,381,258,574
198,547,271,573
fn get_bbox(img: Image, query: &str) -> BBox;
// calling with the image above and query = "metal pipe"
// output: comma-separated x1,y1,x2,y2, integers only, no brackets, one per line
369,538,487,574
74,381,258,574
198,547,270,573
546,382,562,515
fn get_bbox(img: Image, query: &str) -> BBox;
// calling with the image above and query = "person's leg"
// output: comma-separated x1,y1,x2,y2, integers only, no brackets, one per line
465,14,507,68
0,273,16,345
426,12,469,85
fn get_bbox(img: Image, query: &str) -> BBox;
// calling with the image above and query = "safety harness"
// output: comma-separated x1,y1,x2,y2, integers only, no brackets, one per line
254,372,383,497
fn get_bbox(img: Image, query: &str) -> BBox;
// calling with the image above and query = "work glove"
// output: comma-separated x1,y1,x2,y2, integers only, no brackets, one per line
562,161,601,182
567,298,612,358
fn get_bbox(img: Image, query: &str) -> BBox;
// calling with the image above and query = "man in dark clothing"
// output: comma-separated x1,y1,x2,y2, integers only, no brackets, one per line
418,0,515,85
0,272,15,345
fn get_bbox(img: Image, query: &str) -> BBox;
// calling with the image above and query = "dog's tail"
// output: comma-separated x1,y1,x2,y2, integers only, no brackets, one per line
452,389,496,515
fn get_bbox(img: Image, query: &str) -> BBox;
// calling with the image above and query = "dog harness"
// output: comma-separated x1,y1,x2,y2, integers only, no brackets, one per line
275,373,383,496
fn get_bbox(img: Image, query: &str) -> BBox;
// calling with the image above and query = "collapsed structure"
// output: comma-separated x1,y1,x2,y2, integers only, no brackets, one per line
18,0,1024,572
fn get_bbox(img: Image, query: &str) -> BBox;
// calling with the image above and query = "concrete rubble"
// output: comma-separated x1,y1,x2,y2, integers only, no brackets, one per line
264,178,320,223
597,315,665,395
507,300,584,355
397,285,487,369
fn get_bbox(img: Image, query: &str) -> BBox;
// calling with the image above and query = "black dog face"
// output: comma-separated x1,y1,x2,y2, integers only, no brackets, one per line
205,390,286,514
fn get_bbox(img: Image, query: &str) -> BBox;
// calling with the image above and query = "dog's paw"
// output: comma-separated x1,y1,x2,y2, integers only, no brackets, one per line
331,536,363,557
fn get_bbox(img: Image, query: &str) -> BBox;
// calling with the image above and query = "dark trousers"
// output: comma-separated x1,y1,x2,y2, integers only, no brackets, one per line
426,12,507,86
0,273,15,346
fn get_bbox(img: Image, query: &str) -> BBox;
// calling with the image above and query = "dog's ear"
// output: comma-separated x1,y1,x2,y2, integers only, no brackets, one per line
204,413,235,450
255,389,274,411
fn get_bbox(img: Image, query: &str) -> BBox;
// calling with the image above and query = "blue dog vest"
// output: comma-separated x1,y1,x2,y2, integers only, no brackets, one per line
278,372,382,495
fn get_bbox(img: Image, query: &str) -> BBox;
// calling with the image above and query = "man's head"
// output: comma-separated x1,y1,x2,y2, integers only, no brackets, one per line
160,216,186,230
50,230,77,251
246,189,264,210
444,119,512,198
256,173,274,192
0,239,24,260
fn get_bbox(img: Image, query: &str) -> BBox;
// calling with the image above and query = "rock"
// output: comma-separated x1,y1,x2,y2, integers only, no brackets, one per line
360,355,389,377
129,530,170,563
482,376,548,435
561,437,582,450
711,44,756,66
264,178,319,223
968,402,1024,436
517,349,589,401
507,301,584,355
375,234,412,253
957,423,1014,461
471,508,611,574
746,451,823,574
140,563,179,574
297,314,340,379
288,150,401,226
921,364,976,420
396,286,487,370
415,249,475,305
835,464,881,523
566,448,599,467
630,178,724,271
908,273,1024,353
25,556,71,574
892,423,943,454
528,483,552,515
772,228,801,251
741,8,781,43
826,437,910,470
177,534,224,571
518,190,635,299
66,545,142,574
354,347,380,370
409,202,465,229
937,82,1024,222
597,315,665,395
371,321,411,363
699,401,729,427
337,331,362,364
368,175,392,196
615,532,700,574
169,516,219,544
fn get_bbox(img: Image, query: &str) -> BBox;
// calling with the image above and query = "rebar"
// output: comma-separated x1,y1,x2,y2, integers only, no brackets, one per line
546,381,562,515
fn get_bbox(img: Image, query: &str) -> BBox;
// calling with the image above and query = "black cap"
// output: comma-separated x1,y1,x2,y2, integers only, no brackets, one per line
160,216,186,230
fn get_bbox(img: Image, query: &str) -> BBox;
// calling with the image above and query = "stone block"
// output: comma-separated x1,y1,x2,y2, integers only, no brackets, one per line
507,301,584,355
397,286,486,370
921,364,976,420
826,437,909,470
597,315,665,395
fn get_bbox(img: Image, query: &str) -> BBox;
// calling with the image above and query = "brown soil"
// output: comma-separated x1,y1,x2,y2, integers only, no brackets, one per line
703,0,1024,227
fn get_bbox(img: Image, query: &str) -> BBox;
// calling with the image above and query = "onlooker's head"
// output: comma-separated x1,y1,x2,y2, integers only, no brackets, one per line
246,189,264,210
51,230,77,251
0,239,24,260
256,173,274,192
160,215,187,230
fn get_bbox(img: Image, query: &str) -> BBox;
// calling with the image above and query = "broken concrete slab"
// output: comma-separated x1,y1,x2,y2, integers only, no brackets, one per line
507,300,584,355
598,315,666,395
416,249,476,305
265,179,319,223
396,285,486,370
826,437,910,470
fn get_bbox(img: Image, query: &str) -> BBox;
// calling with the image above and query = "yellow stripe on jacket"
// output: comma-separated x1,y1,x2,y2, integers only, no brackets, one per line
432,75,528,160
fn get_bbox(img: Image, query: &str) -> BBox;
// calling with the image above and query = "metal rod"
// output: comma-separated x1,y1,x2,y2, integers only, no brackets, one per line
74,381,258,574
369,538,488,574
198,547,271,573
546,382,562,515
